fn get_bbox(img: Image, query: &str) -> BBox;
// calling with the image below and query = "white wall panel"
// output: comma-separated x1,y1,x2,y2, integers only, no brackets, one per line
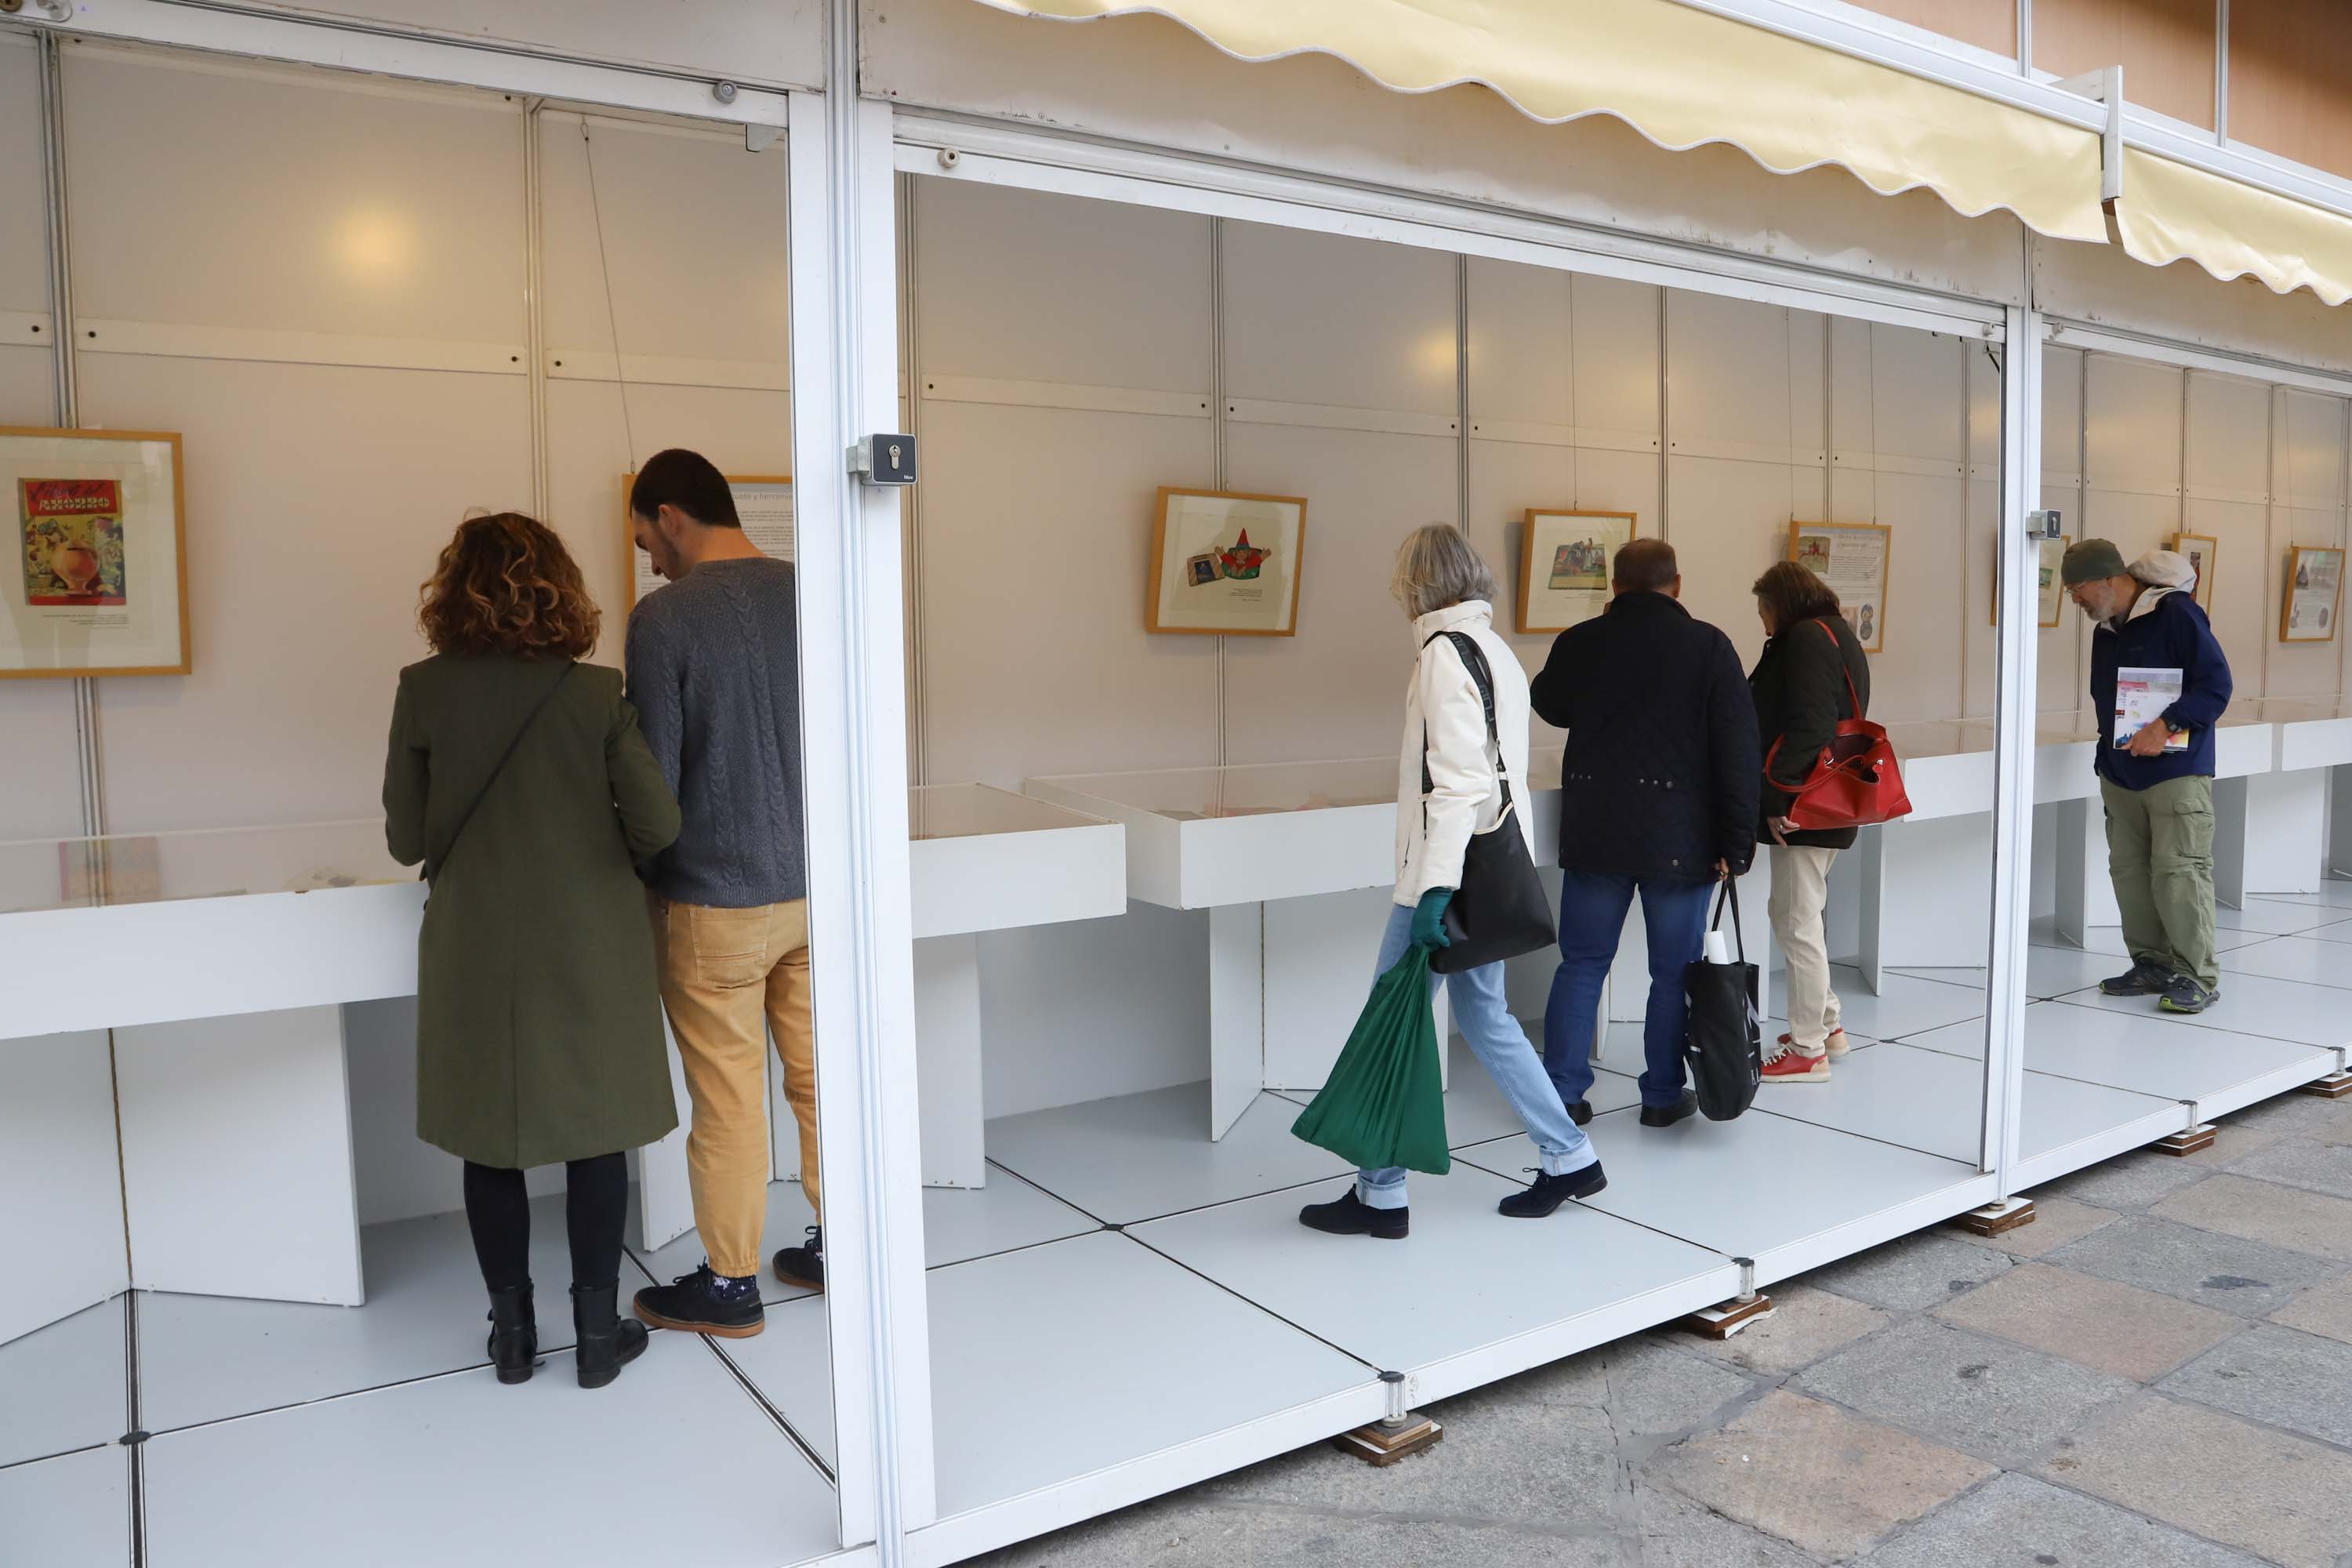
81,356,531,830
1572,278,1664,441
977,902,1210,1119
64,52,524,347
919,402,1218,785
2185,374,2278,699
1222,223,1457,417
2040,348,2092,723
0,41,48,319
916,180,1211,392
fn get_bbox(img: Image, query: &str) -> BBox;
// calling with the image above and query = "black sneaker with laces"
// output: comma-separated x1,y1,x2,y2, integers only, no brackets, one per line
1298,1190,1409,1239
1497,1162,1608,1218
2100,960,2173,996
775,1225,825,1292
2158,974,2218,1014
1639,1090,1698,1128
632,1262,765,1338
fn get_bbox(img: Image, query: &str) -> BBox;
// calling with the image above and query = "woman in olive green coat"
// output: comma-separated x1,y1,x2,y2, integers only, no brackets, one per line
383,511,680,1392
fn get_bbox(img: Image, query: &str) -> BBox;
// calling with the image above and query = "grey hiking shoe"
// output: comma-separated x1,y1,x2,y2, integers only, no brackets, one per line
2100,960,2172,996
2158,975,2218,1014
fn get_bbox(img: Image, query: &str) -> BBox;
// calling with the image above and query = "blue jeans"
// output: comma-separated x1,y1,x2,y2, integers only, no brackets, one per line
1542,870,1715,1109
1358,902,1596,1210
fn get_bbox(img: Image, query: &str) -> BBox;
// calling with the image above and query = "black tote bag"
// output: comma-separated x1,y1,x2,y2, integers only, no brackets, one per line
1421,631,1557,976
1682,878,1762,1121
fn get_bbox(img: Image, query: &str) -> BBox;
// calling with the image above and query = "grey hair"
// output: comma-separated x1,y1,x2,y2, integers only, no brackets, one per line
1391,522,1497,619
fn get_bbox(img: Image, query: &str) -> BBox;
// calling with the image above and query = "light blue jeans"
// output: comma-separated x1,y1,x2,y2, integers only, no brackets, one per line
1357,902,1598,1210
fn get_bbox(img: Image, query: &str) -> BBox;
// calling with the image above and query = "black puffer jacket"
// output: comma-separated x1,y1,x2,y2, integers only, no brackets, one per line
1749,612,1872,851
1530,591,1762,882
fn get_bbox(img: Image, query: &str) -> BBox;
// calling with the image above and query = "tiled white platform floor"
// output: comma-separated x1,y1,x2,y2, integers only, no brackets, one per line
0,1298,125,1468
0,1444,129,1566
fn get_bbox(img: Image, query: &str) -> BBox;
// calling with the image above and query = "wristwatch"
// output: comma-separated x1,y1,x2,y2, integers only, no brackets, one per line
2162,718,2187,736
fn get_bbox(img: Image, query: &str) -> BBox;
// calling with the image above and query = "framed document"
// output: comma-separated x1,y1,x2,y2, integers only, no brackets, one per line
1517,509,1636,634
2281,545,2343,644
1991,533,2067,629
1788,521,1892,654
1147,486,1307,637
623,472,792,604
2171,532,2217,613
2,426,190,680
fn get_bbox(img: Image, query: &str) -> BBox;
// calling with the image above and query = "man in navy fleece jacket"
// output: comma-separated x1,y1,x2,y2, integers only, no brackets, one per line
2062,539,2234,1014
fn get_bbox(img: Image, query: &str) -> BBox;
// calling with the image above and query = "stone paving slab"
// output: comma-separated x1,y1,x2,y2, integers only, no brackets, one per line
2271,1272,2352,1348
1802,1232,2015,1311
1635,1485,1820,1568
2179,1123,2288,1167
2157,1323,2352,1450
2045,1214,2339,1316
1655,1281,1889,1378
1941,1195,2119,1259
1646,1388,1995,1560
1795,1318,2136,1467
2222,1095,2352,1138
1932,1261,2242,1383
961,1501,1625,1568
1587,1338,1760,1440
2038,1395,2352,1568
2032,1150,2214,1211
2225,1138,2352,1200
1853,1471,2270,1567
2153,1171,2352,1261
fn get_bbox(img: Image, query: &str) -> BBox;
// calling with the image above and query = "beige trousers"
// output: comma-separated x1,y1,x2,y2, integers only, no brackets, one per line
1769,845,1843,1055
650,896,818,1280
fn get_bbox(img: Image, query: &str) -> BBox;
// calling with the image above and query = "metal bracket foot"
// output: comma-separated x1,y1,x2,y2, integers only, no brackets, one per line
2299,1072,2352,1100
1336,1370,1441,1466
1680,1258,1772,1340
1952,1197,2037,1236
2155,1123,2217,1156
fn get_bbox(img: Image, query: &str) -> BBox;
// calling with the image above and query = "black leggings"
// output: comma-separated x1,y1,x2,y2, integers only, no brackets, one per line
462,1152,628,1293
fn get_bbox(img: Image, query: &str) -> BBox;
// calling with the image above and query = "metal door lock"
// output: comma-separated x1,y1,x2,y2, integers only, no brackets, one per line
2026,509,2063,540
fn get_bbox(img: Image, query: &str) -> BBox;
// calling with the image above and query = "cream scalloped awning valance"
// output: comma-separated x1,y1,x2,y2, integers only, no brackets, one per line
965,0,2111,242
2116,150,2352,309
967,0,2352,308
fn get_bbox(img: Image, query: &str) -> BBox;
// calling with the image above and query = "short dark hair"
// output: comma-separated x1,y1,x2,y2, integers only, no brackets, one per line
1613,538,1679,592
630,448,739,528
1751,559,1842,626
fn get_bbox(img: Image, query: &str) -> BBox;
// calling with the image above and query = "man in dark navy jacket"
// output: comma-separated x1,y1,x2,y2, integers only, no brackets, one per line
1531,539,1760,1126
2062,539,2234,1014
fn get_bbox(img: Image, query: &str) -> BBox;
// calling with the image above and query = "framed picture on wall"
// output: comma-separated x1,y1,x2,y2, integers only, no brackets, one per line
1989,533,2067,629
2281,545,2343,644
1146,486,1308,637
622,472,793,605
1,426,190,680
2171,532,2217,613
1788,520,1891,654
1517,509,1637,634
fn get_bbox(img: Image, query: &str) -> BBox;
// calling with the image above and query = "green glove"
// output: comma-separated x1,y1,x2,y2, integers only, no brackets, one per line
1410,887,1454,951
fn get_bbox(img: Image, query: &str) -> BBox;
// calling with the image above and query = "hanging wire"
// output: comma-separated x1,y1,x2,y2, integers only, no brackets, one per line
579,118,641,471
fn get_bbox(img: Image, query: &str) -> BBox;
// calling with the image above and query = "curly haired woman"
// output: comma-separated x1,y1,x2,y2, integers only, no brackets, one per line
383,512,680,1389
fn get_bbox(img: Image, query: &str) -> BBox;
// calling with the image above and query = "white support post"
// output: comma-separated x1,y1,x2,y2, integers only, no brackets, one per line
1984,306,2043,1196
1207,903,1265,1139
790,58,935,1555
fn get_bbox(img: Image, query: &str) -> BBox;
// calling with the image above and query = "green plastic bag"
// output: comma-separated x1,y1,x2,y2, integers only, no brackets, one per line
1289,949,1451,1174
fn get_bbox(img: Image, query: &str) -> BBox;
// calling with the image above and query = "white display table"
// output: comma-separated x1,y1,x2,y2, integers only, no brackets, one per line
2219,699,2352,898
908,786,1127,1189
0,820,416,1348
1028,758,1774,1138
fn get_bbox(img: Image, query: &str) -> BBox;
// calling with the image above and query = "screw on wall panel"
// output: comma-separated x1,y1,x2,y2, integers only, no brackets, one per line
938,147,960,170
713,81,739,105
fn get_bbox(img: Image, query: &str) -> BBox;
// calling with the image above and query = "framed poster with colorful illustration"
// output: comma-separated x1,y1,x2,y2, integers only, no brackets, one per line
1788,521,1891,654
1517,509,1637,634
2,426,189,680
622,472,793,604
1147,487,1307,637
2281,545,2343,644
2171,533,2217,614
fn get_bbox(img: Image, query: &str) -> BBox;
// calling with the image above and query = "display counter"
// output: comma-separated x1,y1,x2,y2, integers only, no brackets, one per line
2212,698,2352,900
904,786,1124,1189
1028,758,1773,1135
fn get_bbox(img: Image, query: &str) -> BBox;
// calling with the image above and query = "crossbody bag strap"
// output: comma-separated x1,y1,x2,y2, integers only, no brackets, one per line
1815,617,1862,721
422,659,575,886
1419,630,1512,811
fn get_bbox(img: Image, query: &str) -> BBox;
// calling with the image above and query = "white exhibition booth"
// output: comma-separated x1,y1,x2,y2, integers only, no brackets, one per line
4,3,2352,1567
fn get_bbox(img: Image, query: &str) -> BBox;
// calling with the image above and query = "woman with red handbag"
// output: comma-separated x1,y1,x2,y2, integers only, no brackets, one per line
1748,562,1872,1083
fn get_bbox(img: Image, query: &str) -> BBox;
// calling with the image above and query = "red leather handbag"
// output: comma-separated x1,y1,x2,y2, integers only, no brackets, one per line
1766,621,1911,831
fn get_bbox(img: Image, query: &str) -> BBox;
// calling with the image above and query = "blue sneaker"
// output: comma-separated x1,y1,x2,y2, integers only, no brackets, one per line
632,1262,764,1338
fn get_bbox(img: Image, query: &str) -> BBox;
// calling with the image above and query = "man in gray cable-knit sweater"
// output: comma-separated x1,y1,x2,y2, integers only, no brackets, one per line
622,448,817,1341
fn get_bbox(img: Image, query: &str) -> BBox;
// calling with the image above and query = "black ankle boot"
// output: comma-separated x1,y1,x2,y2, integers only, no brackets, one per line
572,1282,650,1391
487,1283,537,1385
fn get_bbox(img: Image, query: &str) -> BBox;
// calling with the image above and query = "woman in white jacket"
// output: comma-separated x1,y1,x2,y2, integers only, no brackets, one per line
1300,524,1605,1240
